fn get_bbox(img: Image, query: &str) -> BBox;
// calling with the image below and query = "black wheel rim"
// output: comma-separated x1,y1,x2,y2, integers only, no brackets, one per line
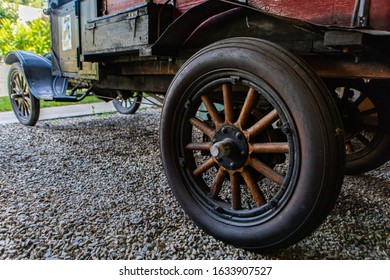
174,72,300,225
9,70,33,121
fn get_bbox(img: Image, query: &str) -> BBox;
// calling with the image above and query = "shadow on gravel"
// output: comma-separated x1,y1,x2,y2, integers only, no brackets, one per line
0,111,388,260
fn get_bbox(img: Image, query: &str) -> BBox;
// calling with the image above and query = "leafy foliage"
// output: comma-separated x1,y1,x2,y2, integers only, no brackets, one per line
0,17,50,59
0,0,18,20
0,1,50,60
6,0,45,8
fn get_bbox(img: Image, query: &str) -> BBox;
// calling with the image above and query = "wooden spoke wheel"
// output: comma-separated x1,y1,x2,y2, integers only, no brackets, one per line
112,91,142,114
160,38,345,250
331,81,390,174
8,62,40,126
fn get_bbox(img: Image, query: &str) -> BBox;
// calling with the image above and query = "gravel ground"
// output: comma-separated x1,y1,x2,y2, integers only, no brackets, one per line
0,108,389,260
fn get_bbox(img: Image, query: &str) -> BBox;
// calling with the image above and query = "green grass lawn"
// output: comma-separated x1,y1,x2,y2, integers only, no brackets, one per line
0,95,104,112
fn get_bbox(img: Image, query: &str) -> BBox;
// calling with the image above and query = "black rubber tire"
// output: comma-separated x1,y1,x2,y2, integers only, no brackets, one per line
112,91,142,114
160,38,345,251
8,62,40,126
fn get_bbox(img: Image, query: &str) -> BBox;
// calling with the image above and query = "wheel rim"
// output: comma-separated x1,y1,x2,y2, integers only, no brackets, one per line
338,87,381,156
175,73,299,225
115,91,138,109
10,71,33,121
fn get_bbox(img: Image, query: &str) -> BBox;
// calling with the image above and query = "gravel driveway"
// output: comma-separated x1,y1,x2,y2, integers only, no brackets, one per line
0,108,388,259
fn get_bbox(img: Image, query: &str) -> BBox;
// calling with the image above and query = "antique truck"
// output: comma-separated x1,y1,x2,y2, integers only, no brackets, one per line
5,0,390,251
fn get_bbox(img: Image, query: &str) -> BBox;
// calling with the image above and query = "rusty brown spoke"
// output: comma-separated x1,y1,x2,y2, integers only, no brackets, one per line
185,142,212,151
230,173,242,210
189,117,215,138
210,168,227,198
201,95,223,126
241,169,266,206
250,158,284,186
252,142,289,154
193,158,215,177
236,87,257,127
247,109,279,138
222,83,234,124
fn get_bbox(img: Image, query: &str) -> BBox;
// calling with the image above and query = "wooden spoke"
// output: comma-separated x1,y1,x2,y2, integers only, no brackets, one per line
201,95,223,126
210,168,227,198
22,102,27,116
249,158,284,186
247,109,279,138
22,77,27,92
189,117,215,138
360,108,377,116
24,101,30,116
185,142,212,151
346,142,354,154
241,169,266,206
15,76,22,91
222,83,234,124
252,143,289,154
193,158,215,177
236,87,257,127
230,173,242,210
356,133,370,146
354,95,367,107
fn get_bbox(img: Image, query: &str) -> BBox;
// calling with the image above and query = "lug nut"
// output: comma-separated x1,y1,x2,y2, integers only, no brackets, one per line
221,127,228,134
230,162,237,169
235,132,243,140
282,123,291,135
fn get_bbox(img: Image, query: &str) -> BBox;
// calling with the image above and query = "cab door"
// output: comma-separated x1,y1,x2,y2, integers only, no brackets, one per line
49,0,99,79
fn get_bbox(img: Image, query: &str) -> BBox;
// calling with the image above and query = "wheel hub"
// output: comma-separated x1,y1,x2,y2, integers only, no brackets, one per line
211,126,248,170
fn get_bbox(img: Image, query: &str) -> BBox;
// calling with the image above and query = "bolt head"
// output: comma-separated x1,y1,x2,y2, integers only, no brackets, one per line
230,162,237,169
221,127,228,134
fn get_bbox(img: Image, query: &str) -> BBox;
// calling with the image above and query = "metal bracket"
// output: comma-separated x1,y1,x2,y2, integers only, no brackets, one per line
351,0,371,27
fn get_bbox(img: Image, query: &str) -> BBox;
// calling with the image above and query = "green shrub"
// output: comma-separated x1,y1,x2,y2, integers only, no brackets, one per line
0,17,50,60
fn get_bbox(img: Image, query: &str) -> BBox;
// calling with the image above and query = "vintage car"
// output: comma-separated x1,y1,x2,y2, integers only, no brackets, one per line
5,0,390,250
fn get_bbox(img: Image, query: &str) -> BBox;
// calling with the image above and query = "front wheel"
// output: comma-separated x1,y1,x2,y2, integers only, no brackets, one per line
8,62,40,126
160,38,345,250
